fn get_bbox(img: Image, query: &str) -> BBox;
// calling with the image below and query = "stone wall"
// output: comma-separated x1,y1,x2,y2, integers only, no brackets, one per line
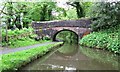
32,19,91,29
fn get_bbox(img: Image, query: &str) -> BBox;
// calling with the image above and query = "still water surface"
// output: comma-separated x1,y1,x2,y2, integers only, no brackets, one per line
20,44,119,70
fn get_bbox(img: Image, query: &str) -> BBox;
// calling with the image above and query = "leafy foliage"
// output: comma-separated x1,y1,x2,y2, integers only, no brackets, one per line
56,31,78,44
65,8,77,19
28,2,57,21
2,28,33,37
67,2,85,18
89,2,120,31
2,28,51,48
1,2,65,29
1,2,31,29
1,2,93,30
80,25,120,54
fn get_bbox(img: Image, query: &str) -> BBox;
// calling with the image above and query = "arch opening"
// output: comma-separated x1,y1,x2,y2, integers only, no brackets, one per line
53,29,79,44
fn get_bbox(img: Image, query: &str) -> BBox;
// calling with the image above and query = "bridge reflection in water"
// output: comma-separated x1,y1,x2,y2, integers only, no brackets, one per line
55,44,78,57
19,43,119,71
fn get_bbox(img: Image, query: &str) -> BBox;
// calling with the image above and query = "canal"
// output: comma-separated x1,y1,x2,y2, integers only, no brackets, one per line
19,43,119,71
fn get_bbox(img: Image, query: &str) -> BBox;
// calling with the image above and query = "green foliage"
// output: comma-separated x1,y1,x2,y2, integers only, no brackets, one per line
65,8,77,19
1,1,93,30
89,2,120,31
2,28,33,37
82,2,93,17
28,2,66,21
56,31,78,44
2,2,74,29
0,42,63,71
67,2,85,18
66,2,93,18
80,25,120,54
8,37,50,48
2,28,51,48
1,2,30,29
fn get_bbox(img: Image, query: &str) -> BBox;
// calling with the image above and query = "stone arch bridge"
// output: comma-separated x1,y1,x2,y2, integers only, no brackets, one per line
32,19,92,41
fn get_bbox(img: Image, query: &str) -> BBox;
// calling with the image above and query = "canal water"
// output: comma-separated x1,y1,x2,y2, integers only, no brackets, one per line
19,43,119,71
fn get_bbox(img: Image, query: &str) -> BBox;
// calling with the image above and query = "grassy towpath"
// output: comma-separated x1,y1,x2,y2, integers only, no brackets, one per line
0,42,63,71
0,42,57,55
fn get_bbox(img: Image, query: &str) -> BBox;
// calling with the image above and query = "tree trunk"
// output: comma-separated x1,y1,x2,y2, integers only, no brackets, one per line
74,2,84,18
48,9,52,20
40,5,47,21
15,14,22,30
67,2,85,18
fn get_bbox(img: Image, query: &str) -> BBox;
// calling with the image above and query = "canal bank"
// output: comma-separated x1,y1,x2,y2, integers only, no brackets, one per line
1,42,63,72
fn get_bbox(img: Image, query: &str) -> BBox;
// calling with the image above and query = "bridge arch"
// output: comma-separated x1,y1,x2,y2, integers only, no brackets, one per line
52,29,79,43
32,19,92,40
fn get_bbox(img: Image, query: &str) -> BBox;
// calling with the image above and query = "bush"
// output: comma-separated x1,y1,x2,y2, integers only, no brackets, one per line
80,25,120,54
1,28,45,48
2,27,33,37
29,34,38,39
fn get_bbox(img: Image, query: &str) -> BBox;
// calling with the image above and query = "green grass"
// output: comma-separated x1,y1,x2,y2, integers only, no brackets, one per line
9,37,51,48
0,42,63,71
80,25,120,54
2,28,52,48
2,37,51,48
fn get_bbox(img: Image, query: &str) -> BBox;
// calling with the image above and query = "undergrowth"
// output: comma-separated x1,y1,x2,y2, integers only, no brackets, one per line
80,25,120,54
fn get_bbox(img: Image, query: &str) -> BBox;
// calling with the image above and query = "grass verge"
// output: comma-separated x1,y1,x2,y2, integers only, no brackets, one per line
0,42,63,71
2,37,51,48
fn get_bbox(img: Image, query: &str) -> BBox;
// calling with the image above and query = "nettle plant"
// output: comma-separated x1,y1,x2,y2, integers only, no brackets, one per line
90,2,120,31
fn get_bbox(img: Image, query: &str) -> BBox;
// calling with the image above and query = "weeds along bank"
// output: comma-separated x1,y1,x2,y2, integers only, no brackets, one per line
80,25,120,54
2,28,51,48
0,42,63,71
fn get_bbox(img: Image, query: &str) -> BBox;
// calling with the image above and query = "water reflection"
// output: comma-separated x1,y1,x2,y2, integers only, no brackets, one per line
55,43,78,57
79,46,119,70
19,44,119,71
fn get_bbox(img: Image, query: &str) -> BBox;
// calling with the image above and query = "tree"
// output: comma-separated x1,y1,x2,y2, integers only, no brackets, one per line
1,2,30,29
89,2,120,31
28,2,57,21
67,2,85,18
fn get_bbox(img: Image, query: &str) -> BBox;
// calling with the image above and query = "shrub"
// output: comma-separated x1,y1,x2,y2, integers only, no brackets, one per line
1,28,41,48
80,25,120,54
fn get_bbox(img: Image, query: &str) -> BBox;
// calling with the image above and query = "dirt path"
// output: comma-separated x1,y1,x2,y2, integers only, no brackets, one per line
0,42,57,55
